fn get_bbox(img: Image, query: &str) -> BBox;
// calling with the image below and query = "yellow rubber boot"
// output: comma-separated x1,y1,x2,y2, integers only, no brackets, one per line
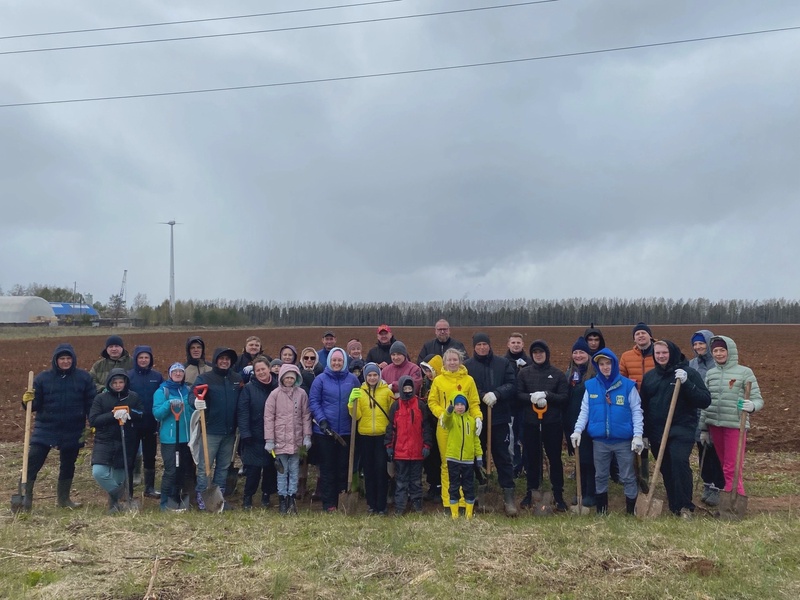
465,502,474,520
450,503,460,520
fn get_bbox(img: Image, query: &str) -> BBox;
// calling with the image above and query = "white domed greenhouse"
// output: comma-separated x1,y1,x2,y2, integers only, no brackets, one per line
0,296,57,325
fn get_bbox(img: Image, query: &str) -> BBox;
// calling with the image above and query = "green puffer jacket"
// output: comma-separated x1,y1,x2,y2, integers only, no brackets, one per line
700,335,763,430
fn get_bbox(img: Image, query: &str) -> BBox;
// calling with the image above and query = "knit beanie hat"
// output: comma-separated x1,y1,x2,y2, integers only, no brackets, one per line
363,362,381,379
106,335,124,348
472,332,491,347
168,362,185,376
270,358,283,368
691,332,706,345
710,338,727,351
389,341,408,357
346,339,362,355
453,394,468,407
632,322,652,338
571,337,592,355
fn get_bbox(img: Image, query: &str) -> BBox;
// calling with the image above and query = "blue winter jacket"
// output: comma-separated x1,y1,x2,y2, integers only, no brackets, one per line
189,347,242,436
154,380,194,444
127,345,164,433
309,348,359,436
30,343,95,449
576,349,643,443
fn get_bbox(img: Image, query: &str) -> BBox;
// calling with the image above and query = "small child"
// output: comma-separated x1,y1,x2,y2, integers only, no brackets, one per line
385,375,433,515
269,358,283,378
154,363,195,511
442,394,483,519
265,364,312,515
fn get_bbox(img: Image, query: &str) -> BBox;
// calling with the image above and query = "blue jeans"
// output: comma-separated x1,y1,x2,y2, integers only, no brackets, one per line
196,433,235,492
276,453,301,496
92,464,126,493
594,439,637,499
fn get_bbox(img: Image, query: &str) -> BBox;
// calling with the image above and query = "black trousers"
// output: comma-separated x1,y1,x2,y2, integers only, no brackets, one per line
447,461,476,504
395,460,423,510
697,441,725,489
315,432,351,509
243,462,278,498
360,435,389,512
27,443,80,482
423,415,441,487
160,442,193,503
479,422,514,489
523,422,564,494
652,439,695,514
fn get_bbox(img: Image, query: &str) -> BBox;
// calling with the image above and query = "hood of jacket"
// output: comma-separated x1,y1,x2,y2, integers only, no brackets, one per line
185,335,206,364
133,345,154,372
278,363,302,388
421,354,442,378
528,340,551,368
692,329,714,362
325,347,349,373
583,324,606,350
105,367,131,397
653,340,686,376
300,347,319,370
710,335,739,368
51,343,78,375
280,344,298,364
592,348,621,390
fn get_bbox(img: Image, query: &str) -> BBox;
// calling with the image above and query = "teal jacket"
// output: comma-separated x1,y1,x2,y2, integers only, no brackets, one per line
154,381,195,444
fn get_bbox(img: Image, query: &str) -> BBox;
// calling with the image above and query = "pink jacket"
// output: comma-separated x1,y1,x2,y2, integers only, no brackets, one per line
264,364,312,455
381,360,423,396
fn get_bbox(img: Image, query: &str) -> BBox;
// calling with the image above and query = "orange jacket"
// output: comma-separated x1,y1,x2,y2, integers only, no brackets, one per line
618,346,655,390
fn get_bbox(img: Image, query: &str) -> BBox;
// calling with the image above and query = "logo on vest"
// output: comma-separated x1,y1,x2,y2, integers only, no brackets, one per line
615,395,625,406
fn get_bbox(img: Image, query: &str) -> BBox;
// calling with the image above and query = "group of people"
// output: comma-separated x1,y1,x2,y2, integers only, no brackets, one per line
19,319,763,520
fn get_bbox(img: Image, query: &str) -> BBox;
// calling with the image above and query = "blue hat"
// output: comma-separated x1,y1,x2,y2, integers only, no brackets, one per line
453,394,468,407
571,337,591,354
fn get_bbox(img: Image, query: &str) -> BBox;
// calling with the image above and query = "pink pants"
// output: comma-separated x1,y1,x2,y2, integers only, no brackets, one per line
709,424,746,495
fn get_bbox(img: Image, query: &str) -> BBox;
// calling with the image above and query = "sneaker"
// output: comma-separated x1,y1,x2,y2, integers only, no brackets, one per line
679,508,694,520
195,492,206,511
554,499,568,513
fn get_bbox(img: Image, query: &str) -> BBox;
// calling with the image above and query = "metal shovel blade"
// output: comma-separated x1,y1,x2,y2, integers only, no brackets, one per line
166,495,190,512
202,485,225,514
10,481,25,513
570,503,591,515
718,491,747,520
531,490,554,516
635,493,663,519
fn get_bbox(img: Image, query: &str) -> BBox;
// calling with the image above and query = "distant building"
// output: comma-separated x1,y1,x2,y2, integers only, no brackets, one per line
0,296,58,326
49,302,100,325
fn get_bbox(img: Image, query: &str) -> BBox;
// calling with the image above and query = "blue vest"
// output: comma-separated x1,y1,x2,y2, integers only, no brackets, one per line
584,375,636,442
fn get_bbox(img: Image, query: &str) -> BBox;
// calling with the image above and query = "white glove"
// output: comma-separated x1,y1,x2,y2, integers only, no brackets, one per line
482,392,497,407
475,417,483,437
530,392,547,408
700,431,712,446
242,365,254,377
570,432,581,448
303,436,312,450
631,436,644,455
113,409,130,422
264,441,275,453
739,399,755,413
194,399,207,410
674,368,687,383
515,358,527,367
170,399,183,411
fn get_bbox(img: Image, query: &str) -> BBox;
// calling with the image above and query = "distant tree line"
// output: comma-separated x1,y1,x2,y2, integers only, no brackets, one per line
4,284,798,326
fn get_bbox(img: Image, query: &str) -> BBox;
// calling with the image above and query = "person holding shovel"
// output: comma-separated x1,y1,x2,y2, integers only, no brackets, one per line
190,347,242,510
154,363,194,511
641,340,711,518
571,348,644,515
563,337,596,508
89,335,133,393
88,369,143,513
700,336,764,498
22,343,95,510
127,345,164,498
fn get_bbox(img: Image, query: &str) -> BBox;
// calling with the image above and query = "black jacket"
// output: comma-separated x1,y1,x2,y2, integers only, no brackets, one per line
504,350,531,373
464,351,516,425
237,375,278,466
88,369,143,468
416,337,468,364
190,348,243,436
515,341,569,427
640,341,711,444
366,337,397,366
30,344,95,449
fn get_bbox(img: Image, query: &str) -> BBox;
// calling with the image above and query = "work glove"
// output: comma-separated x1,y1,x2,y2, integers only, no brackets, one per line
482,392,497,407
475,417,483,437
242,365,253,377
475,457,483,468
319,419,331,434
631,436,644,455
170,399,183,412
422,447,430,459
530,391,547,408
570,432,581,448
264,441,275,453
738,399,755,413
113,409,130,422
386,447,394,461
515,358,527,367
674,368,687,383
194,399,206,410
303,436,312,450
446,404,455,414
348,388,361,407
700,431,712,446
22,390,35,404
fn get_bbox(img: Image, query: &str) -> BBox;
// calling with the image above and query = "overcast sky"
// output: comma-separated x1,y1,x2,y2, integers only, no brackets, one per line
1,0,799,306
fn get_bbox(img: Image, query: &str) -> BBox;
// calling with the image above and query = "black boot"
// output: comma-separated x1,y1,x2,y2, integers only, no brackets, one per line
144,469,161,498
553,491,568,513
503,488,518,517
596,492,608,515
108,484,124,514
57,479,81,509
23,480,34,512
520,490,533,509
261,493,271,508
288,495,298,515
242,495,253,510
626,495,637,515
279,495,288,515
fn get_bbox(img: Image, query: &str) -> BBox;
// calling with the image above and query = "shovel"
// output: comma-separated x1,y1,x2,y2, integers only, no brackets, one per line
338,400,359,514
115,406,140,512
531,404,554,513
224,432,240,496
636,379,682,519
11,371,34,513
194,384,225,513
570,445,591,515
719,382,751,520
486,405,493,476
271,450,285,474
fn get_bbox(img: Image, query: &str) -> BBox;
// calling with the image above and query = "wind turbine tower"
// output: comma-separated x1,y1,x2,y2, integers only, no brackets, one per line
161,220,179,323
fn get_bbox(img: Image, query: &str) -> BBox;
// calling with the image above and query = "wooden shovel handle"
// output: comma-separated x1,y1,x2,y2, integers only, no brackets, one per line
21,371,34,485
199,410,212,477
346,396,358,491
486,405,493,475
643,379,681,515
731,381,752,495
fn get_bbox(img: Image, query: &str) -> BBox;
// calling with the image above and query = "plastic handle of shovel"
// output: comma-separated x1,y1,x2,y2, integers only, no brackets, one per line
533,404,547,420
113,405,130,426
193,384,209,401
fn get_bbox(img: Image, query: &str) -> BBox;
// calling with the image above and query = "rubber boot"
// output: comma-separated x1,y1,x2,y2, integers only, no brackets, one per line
133,455,143,486
450,503,459,519
289,495,298,515
465,502,475,520
626,495,637,515
311,477,322,501
596,492,608,515
57,479,81,509
23,480,34,512
144,469,161,498
279,496,288,515
108,484,124,514
242,495,253,510
503,488,518,517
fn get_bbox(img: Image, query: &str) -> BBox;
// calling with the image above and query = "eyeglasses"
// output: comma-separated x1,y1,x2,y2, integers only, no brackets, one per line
302,356,315,361
436,328,449,332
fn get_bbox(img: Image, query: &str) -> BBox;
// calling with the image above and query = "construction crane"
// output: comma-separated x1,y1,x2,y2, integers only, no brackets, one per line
113,269,127,326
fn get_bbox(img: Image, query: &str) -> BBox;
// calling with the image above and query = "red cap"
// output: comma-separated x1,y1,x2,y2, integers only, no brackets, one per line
377,324,391,333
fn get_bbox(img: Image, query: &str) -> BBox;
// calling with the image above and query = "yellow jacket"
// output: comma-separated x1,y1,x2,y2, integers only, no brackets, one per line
427,365,481,421
354,381,393,436
442,409,483,463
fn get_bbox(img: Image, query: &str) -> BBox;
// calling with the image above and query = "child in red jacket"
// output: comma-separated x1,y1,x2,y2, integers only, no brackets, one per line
385,375,433,515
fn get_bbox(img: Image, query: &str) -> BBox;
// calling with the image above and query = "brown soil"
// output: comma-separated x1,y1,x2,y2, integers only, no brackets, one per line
0,324,796,451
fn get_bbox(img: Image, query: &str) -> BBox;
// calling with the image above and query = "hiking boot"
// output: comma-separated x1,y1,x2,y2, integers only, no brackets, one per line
279,496,288,515
195,492,206,511
144,469,161,498
679,507,694,520
262,493,271,508
596,492,608,515
520,490,533,509
22,480,34,512
242,495,253,510
625,495,637,515
704,486,720,507
503,488,518,517
413,499,423,513
57,479,81,509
